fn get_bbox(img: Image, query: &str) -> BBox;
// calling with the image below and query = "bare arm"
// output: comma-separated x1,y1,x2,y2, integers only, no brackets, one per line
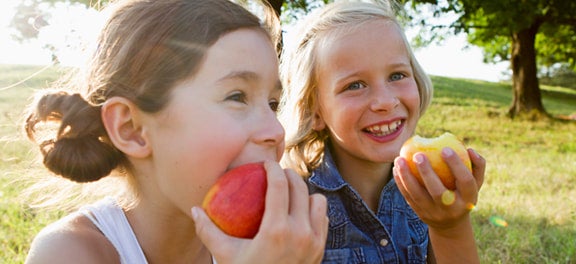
427,214,478,264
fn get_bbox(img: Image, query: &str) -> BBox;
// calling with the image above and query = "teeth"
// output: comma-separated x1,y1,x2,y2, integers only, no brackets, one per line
366,120,402,136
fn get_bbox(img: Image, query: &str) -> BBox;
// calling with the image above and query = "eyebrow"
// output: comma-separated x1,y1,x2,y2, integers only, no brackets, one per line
218,70,282,92
334,62,412,83
217,71,259,85
388,62,412,69
274,80,282,92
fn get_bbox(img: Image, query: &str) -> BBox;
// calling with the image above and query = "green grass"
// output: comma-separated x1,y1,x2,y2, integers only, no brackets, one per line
419,76,576,264
0,64,69,264
1,65,575,263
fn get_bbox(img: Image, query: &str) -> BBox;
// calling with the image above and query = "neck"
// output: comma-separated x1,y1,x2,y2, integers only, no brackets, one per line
337,159,393,212
126,200,211,264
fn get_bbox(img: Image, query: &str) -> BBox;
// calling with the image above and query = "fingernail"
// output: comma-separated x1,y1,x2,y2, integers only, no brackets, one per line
395,157,405,167
413,153,424,164
191,207,199,220
442,147,454,157
469,148,479,159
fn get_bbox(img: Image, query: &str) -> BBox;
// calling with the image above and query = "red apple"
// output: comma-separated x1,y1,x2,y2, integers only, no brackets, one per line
399,132,471,190
202,162,267,238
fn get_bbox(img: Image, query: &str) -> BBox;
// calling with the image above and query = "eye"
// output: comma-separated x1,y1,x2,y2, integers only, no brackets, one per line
269,99,279,112
345,81,366,91
389,73,405,82
226,91,247,104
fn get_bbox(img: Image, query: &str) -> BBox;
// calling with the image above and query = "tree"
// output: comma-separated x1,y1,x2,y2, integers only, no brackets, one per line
10,0,107,64
12,0,575,119
9,0,308,62
10,0,104,40
405,0,576,118
10,0,283,60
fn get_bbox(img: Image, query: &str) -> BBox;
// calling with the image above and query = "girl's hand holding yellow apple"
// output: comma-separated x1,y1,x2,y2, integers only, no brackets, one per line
394,132,485,264
394,132,485,229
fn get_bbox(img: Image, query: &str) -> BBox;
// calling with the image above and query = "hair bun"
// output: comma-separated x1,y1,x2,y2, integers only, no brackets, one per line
41,136,123,182
26,91,124,182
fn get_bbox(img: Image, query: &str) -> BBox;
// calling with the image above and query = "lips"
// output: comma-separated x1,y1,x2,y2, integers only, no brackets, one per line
364,120,403,137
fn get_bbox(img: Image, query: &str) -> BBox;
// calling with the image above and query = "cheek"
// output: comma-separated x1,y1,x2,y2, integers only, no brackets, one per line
408,82,422,112
193,127,246,163
160,129,246,205
401,85,422,130
320,104,356,136
160,117,247,176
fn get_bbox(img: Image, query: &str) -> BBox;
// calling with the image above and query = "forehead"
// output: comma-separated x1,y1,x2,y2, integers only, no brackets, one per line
191,28,278,81
315,19,407,71
317,19,401,53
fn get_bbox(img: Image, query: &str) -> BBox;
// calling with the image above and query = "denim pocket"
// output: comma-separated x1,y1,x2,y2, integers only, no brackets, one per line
407,217,428,245
407,239,428,264
322,248,366,264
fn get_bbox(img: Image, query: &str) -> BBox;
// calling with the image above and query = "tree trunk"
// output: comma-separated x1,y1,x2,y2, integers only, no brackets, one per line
267,0,283,17
508,21,547,118
266,0,285,55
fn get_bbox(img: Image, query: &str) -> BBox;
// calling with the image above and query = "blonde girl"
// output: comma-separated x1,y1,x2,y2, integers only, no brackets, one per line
279,1,485,263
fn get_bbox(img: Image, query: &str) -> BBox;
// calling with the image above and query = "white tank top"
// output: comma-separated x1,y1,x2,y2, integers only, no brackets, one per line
80,197,148,264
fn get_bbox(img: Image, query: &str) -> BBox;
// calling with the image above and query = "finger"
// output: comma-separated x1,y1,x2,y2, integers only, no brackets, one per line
393,157,411,197
309,193,328,236
442,148,478,206
191,206,238,257
468,148,486,189
413,152,447,199
259,161,289,230
309,193,328,262
285,168,310,219
393,157,429,211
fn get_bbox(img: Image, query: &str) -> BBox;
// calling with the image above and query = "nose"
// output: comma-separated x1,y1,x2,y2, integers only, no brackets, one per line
370,84,399,112
252,109,285,147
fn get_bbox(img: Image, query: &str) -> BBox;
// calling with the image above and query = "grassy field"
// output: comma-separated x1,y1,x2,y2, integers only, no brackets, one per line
1,64,575,263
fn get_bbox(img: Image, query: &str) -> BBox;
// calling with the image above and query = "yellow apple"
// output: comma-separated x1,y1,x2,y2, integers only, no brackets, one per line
399,132,471,190
202,162,267,238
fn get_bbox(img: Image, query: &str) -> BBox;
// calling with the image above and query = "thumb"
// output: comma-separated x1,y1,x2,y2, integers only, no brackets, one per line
191,207,228,250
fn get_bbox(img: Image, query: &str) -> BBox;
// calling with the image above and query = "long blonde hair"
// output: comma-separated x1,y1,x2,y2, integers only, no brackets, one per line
279,0,433,176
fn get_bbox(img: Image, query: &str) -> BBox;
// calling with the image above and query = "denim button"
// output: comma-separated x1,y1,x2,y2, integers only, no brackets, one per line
379,238,389,247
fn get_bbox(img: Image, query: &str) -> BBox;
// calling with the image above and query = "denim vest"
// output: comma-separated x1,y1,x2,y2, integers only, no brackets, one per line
308,149,429,264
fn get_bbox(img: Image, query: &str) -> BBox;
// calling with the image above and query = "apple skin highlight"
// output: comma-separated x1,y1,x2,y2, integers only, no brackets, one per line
202,162,267,238
399,132,472,190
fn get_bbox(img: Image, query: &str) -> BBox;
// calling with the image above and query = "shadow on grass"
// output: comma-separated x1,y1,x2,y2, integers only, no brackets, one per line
542,88,576,102
472,212,576,263
431,76,576,118
431,76,513,107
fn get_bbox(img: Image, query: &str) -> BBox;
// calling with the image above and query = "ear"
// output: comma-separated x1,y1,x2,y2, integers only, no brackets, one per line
311,110,326,131
101,97,151,158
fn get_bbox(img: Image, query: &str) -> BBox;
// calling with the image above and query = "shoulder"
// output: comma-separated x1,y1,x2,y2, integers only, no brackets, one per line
25,212,120,264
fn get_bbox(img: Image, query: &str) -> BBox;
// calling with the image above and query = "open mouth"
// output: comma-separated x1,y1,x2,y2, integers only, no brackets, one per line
364,120,403,137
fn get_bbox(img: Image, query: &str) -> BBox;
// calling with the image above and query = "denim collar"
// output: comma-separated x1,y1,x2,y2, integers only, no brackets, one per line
308,146,398,193
308,147,349,191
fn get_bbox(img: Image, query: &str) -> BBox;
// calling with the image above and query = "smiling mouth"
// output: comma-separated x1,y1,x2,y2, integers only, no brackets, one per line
364,120,403,136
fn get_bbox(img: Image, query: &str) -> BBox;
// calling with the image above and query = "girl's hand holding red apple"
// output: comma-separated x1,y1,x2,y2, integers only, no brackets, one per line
393,134,486,230
192,161,329,264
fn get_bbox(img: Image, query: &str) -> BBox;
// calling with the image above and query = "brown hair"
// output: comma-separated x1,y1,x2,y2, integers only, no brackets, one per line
25,0,278,183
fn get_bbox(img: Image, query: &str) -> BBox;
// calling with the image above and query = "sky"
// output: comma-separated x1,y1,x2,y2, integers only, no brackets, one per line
0,0,510,82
